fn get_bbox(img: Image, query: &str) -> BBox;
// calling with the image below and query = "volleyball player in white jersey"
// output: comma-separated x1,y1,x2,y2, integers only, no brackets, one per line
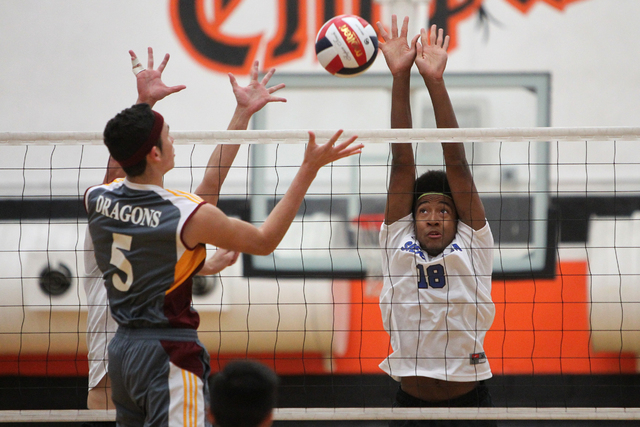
376,16,496,426
84,48,279,410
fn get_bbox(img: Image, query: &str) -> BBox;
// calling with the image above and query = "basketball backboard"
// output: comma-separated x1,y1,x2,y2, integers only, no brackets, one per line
247,72,552,279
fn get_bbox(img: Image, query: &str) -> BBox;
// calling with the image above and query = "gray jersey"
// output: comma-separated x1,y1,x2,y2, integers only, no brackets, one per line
85,178,207,330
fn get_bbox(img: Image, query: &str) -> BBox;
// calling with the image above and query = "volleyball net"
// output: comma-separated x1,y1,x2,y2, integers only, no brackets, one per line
0,127,639,422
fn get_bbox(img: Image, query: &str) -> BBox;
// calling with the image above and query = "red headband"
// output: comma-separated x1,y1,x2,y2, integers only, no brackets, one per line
117,110,165,168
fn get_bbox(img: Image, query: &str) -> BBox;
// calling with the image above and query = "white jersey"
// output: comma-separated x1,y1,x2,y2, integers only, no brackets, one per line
379,214,495,382
83,229,118,390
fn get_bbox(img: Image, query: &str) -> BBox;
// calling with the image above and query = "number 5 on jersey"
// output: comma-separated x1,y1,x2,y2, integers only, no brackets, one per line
111,232,133,292
417,264,446,289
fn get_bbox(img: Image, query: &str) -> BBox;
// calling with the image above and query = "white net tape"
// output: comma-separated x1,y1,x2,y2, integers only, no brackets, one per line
2,126,640,145
274,407,640,421
1,407,640,423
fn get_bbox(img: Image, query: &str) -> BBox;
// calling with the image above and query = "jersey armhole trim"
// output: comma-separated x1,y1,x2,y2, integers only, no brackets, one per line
84,185,100,215
181,201,207,251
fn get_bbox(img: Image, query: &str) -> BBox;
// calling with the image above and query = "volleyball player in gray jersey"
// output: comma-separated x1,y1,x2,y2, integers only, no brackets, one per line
86,55,363,426
84,48,254,410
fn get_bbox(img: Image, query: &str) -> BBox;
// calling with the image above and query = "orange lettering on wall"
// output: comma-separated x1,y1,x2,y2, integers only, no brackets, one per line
169,0,262,75
504,0,587,13
428,0,484,51
263,0,308,69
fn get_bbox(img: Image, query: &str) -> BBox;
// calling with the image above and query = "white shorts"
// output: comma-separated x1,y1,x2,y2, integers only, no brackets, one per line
84,230,118,389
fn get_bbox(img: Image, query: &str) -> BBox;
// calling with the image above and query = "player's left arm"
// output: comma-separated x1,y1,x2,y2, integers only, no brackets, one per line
416,25,486,230
197,248,240,276
195,61,286,206
102,156,124,184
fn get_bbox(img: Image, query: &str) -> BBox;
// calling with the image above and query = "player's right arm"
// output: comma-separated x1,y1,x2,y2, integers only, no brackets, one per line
183,131,363,254
377,15,419,224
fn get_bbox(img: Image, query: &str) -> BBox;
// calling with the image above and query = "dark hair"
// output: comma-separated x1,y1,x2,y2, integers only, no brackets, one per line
103,103,162,177
412,170,452,216
210,360,279,427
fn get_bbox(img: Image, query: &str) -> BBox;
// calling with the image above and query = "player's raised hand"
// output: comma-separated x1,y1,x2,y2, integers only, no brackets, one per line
130,47,186,107
415,24,450,83
302,130,363,172
229,61,286,117
376,15,419,78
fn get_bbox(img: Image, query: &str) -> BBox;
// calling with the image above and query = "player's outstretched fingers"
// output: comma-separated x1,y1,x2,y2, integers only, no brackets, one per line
410,33,420,50
418,27,428,52
147,46,155,69
268,90,286,103
333,135,363,160
390,14,398,38
268,82,286,94
416,38,424,58
326,129,343,145
157,53,171,73
261,67,276,85
167,82,187,95
261,67,286,98
322,130,363,162
130,50,145,75
307,130,317,147
399,16,409,38
376,21,388,43
250,60,259,81
228,72,239,90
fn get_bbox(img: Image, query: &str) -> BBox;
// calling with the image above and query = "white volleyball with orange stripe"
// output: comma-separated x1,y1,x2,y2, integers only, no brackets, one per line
315,14,378,77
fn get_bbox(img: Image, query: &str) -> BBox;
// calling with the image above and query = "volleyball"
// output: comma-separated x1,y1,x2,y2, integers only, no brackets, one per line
315,14,378,77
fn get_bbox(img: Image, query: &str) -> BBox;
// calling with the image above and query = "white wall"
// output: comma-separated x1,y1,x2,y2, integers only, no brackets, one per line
450,0,640,127
1,0,639,133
